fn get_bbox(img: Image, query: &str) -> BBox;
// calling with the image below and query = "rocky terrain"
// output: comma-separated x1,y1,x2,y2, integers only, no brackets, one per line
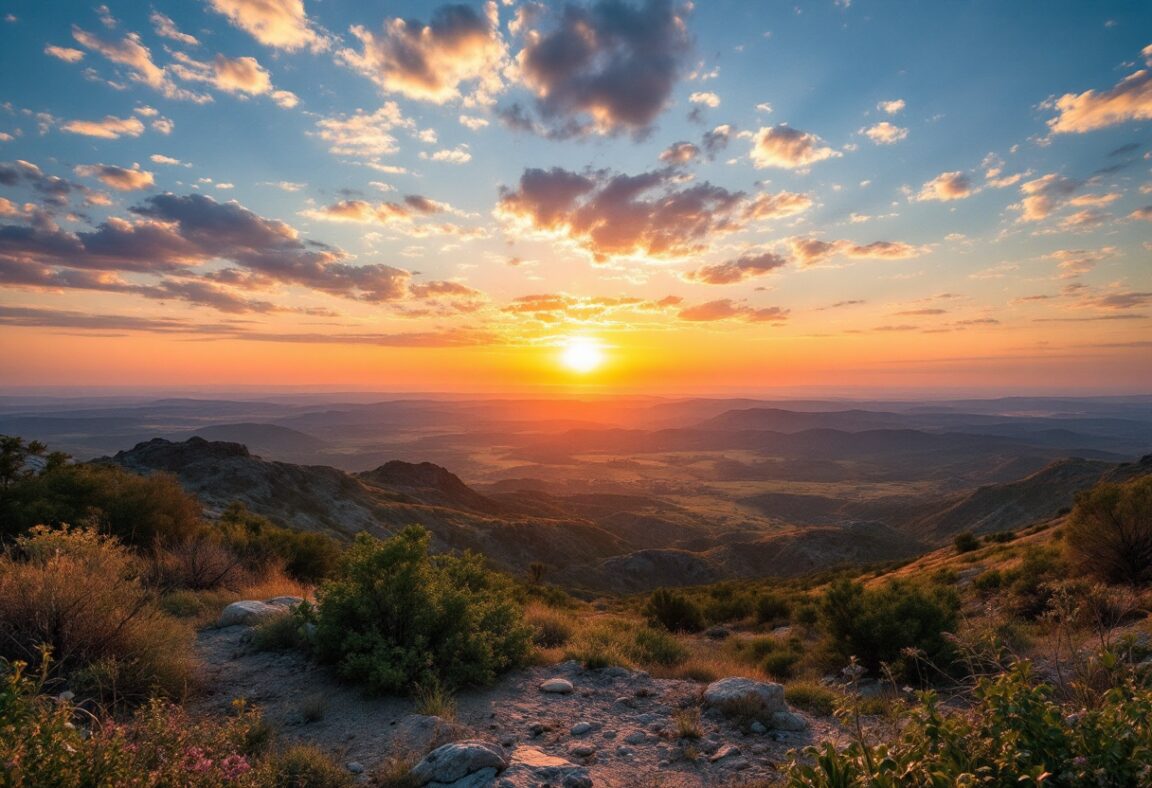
194,606,833,787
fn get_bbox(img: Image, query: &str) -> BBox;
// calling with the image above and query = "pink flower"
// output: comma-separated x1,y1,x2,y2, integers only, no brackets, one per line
219,754,251,780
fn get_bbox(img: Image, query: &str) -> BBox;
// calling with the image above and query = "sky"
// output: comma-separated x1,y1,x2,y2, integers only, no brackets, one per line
0,0,1150,395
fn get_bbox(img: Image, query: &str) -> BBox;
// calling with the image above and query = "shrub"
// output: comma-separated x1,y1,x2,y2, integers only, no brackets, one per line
953,531,980,553
307,526,531,694
984,530,1015,544
763,650,801,680
1065,476,1152,585
756,591,792,625
643,589,705,633
256,745,351,787
785,661,1152,786
216,503,340,585
703,585,756,624
785,681,838,716
630,627,688,667
0,526,193,707
820,578,960,678
525,603,575,648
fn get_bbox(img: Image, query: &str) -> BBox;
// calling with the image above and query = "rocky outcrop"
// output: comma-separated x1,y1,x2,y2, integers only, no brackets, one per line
218,596,302,627
703,677,804,729
410,740,508,787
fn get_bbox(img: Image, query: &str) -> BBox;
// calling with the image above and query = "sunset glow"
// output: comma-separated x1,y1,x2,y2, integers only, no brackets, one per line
0,2,1149,394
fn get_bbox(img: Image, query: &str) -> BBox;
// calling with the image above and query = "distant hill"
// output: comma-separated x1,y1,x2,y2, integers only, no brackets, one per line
182,423,327,455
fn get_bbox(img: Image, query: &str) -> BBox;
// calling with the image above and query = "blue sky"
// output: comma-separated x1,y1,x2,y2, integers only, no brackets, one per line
0,0,1149,391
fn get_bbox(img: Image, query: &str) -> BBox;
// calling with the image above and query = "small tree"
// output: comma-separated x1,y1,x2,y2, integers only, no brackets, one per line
643,588,705,633
0,436,45,490
1065,476,1152,585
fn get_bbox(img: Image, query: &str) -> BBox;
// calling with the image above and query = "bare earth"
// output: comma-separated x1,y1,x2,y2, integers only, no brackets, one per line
191,625,838,786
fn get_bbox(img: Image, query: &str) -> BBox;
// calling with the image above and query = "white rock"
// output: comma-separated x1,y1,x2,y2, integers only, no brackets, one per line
710,744,741,763
497,747,590,788
702,677,786,718
410,740,507,786
218,600,281,627
539,678,574,694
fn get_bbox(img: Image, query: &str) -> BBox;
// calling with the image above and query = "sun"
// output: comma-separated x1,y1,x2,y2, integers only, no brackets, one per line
560,337,605,374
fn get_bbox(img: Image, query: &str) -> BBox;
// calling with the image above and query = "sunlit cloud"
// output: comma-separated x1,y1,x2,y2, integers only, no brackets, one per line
149,10,199,46
341,3,506,105
60,114,145,139
916,171,975,202
678,298,788,323
311,103,412,157
207,0,327,52
684,251,788,284
749,125,841,169
862,121,907,145
878,98,905,115
74,162,155,191
790,236,927,267
1046,44,1152,133
44,45,85,62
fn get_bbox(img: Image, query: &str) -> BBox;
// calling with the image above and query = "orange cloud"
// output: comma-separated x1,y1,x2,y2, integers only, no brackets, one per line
790,237,927,267
862,121,907,145
207,0,326,52
74,163,155,191
61,115,146,139
749,125,840,169
916,171,974,202
1047,44,1152,133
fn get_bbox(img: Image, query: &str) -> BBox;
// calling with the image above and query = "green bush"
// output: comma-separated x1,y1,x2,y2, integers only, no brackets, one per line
630,627,688,667
953,531,980,553
256,745,351,787
306,526,531,694
643,588,705,633
703,584,756,624
785,661,1152,786
820,578,959,678
216,503,340,585
763,650,801,680
1065,476,1152,585
785,681,839,716
756,591,792,625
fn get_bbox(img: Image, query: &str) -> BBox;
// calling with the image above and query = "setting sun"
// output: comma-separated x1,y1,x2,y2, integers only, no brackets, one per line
560,337,605,374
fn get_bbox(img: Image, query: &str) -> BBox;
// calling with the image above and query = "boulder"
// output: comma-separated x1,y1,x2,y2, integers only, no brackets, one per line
410,740,507,786
265,596,304,608
497,747,591,788
539,678,574,694
218,600,281,627
771,710,807,731
702,677,786,718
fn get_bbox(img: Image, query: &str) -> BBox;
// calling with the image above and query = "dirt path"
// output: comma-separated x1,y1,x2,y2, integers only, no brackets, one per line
191,625,835,786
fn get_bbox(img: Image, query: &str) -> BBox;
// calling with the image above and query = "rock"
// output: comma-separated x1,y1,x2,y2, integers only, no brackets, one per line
771,710,807,731
616,745,633,757
623,729,647,745
603,666,631,679
569,743,596,758
710,744,741,763
497,747,590,788
647,722,664,733
539,678,574,694
601,729,616,740
705,626,731,640
410,740,507,786
612,696,634,709
702,677,786,719
570,722,593,736
346,762,365,774
528,723,547,737
218,600,281,627
749,721,767,735
725,758,752,771
265,595,304,608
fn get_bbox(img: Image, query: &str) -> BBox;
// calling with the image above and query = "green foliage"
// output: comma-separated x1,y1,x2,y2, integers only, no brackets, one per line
1004,544,1066,619
984,530,1015,544
784,661,1152,786
307,526,531,694
0,526,193,707
1,656,273,787
820,578,959,678
216,503,340,585
785,682,839,717
756,591,792,625
526,606,575,649
702,584,756,624
643,588,705,633
1,462,201,546
256,745,351,787
630,627,688,667
763,650,801,681
953,531,980,553
1066,475,1152,585
0,435,47,491
251,612,306,652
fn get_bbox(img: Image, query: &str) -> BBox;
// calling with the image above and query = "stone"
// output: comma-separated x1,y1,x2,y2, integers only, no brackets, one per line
346,762,365,774
569,722,592,736
539,678,574,694
601,729,617,740
569,743,596,758
749,721,767,735
615,745,633,757
218,600,281,627
770,710,807,731
410,740,507,786
705,626,731,640
709,744,741,763
264,595,304,608
497,747,590,788
623,729,647,745
528,723,546,737
702,677,786,719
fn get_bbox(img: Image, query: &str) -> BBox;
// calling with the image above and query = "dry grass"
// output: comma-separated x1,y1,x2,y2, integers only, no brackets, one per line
160,569,310,629
525,601,576,648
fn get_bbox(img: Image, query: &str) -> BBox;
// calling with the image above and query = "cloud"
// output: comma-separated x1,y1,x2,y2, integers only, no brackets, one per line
1045,246,1116,279
44,45,84,62
1128,205,1152,222
1046,44,1152,133
0,193,477,307
302,195,448,225
678,298,788,323
207,0,326,52
311,103,411,157
74,162,155,191
1016,173,1082,221
496,166,811,262
1087,291,1152,310
916,171,974,202
71,26,206,102
862,121,907,145
701,124,731,157
513,0,692,136
1057,208,1109,231
169,52,295,105
878,98,905,115
749,125,841,169
659,141,699,163
60,114,146,139
684,250,787,284
150,154,185,166
421,144,472,163
340,3,506,104
789,236,927,267
0,159,100,207
689,91,720,107
150,11,199,46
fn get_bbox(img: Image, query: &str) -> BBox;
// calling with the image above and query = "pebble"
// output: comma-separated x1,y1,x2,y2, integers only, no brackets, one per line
601,730,617,740
346,762,364,774
750,721,767,735
529,723,547,737
616,746,634,757
570,722,593,736
710,744,741,763
570,743,597,758
623,730,647,745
